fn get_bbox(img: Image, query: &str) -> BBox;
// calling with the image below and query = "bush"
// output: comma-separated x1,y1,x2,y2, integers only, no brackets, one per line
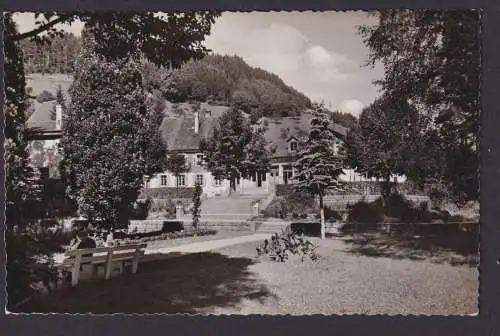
256,228,319,262
347,199,384,223
322,206,342,222
36,90,55,103
262,191,316,219
148,199,177,219
384,193,413,218
130,199,151,220
139,187,195,199
161,220,184,233
290,222,321,236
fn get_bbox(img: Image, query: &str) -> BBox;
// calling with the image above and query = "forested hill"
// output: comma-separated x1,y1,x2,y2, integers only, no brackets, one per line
143,54,312,119
20,36,314,119
20,33,81,75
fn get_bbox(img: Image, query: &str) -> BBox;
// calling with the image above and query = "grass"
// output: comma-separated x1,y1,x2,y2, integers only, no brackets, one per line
14,231,478,315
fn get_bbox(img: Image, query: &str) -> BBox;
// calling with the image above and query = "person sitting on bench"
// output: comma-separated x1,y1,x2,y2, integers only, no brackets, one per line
69,230,97,272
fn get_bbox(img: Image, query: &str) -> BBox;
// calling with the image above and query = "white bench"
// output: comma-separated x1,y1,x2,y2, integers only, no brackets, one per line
60,243,147,286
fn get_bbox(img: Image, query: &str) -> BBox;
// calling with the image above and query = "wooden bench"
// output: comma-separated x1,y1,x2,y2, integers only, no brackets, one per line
60,243,147,286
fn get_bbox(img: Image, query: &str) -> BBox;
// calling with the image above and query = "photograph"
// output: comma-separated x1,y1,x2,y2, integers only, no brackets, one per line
4,10,479,315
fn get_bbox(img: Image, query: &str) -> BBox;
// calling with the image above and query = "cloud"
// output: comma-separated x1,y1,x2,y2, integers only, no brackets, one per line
205,17,356,106
340,99,365,116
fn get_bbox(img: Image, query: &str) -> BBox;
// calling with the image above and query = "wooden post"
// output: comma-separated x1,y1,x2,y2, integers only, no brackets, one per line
71,253,82,286
104,248,113,280
131,247,141,274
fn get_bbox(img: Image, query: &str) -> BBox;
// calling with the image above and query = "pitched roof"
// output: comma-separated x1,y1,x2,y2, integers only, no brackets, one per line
160,103,349,157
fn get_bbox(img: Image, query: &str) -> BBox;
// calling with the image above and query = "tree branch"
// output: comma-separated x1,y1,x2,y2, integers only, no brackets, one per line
7,14,74,42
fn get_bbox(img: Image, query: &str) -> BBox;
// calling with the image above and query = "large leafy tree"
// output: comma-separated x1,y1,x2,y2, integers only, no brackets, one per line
7,12,220,68
60,34,167,232
200,108,271,193
293,104,345,239
345,97,430,197
4,13,61,309
359,10,480,203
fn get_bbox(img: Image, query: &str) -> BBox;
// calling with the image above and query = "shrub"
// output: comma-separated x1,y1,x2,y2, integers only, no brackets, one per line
256,228,319,262
161,220,184,233
290,222,321,236
130,198,151,220
347,199,384,223
321,206,342,222
383,193,413,218
148,199,177,219
36,90,55,103
140,187,195,199
192,182,202,229
263,191,316,219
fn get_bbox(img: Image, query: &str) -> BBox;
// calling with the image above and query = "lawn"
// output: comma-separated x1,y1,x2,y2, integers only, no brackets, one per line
13,233,478,315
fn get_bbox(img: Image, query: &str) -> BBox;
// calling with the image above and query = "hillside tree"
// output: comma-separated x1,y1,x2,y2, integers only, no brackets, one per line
293,104,345,239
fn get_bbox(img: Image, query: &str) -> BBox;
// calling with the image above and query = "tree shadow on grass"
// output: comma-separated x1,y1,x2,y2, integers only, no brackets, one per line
340,230,479,267
13,252,277,314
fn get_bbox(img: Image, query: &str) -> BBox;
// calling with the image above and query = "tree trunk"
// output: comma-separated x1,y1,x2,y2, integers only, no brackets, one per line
319,194,325,240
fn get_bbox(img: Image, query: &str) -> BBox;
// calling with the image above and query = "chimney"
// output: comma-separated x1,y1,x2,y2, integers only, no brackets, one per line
194,111,199,134
55,104,63,131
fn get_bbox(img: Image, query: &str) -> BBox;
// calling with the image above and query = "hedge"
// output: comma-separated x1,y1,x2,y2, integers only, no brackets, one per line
139,187,195,199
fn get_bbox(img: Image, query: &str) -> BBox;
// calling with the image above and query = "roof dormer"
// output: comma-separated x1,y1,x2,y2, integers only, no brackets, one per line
287,136,299,153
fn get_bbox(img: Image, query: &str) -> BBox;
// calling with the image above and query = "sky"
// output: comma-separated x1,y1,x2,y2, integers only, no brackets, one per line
13,11,383,117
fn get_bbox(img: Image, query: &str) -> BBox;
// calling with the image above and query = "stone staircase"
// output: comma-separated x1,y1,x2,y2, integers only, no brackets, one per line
256,219,290,234
181,193,268,222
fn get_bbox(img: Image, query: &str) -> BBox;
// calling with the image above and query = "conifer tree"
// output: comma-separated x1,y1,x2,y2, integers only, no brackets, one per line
293,104,345,239
192,182,203,231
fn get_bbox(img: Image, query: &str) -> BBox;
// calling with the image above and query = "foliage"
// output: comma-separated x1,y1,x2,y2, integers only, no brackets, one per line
139,187,196,199
192,182,203,229
19,32,81,74
200,107,271,191
262,192,315,219
4,14,51,308
293,103,345,238
347,199,385,224
36,89,55,103
60,39,167,232
256,228,319,262
345,97,428,197
131,199,152,220
164,54,311,118
328,110,358,130
165,153,190,179
359,10,480,203
10,12,221,68
147,199,177,219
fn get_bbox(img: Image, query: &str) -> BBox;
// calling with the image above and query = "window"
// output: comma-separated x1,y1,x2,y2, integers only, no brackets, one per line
215,178,223,186
176,174,186,187
196,154,204,166
195,174,204,186
290,141,298,152
160,175,168,186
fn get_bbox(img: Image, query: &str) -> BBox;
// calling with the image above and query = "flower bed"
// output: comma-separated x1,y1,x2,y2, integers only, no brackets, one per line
114,228,217,245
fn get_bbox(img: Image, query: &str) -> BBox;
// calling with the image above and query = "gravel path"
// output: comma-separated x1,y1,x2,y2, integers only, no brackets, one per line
205,237,478,315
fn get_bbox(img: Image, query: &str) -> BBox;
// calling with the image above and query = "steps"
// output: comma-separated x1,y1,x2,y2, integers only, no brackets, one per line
256,220,290,234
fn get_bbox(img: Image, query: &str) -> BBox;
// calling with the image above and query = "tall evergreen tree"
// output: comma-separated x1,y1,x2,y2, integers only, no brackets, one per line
200,108,270,193
293,104,345,239
60,35,167,232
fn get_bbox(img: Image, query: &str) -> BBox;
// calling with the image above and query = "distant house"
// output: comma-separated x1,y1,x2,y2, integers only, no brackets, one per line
145,101,388,197
26,101,64,180
25,98,404,197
